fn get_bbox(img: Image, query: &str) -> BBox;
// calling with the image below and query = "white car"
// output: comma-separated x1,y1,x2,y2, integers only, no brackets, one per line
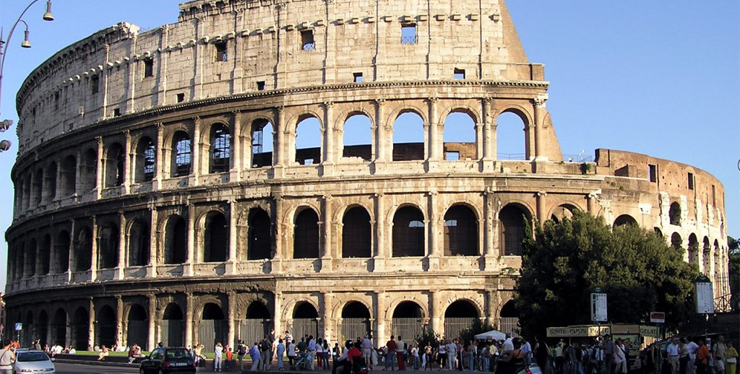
13,350,55,373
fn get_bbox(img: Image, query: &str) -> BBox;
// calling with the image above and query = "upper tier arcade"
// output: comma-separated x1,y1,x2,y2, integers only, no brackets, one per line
15,0,543,157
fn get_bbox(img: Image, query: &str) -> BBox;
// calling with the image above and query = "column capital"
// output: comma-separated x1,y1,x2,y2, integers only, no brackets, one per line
588,192,600,199
95,136,103,144
533,94,549,108
426,97,438,104
536,191,547,198
323,101,334,108
373,98,386,105
155,122,164,131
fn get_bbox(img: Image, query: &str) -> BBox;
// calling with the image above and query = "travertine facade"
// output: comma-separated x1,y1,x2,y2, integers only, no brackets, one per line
5,0,729,351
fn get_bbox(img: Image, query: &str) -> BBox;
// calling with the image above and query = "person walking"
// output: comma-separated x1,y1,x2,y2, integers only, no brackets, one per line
237,340,248,372
250,341,263,371
214,342,224,372
362,335,374,371
667,338,681,374
277,338,286,370
386,336,398,371
0,340,16,374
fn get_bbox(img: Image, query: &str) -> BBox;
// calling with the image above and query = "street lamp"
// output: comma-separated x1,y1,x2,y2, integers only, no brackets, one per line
0,0,55,152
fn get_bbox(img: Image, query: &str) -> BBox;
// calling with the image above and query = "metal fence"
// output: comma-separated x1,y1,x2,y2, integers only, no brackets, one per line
198,320,227,352
291,319,319,342
161,320,183,348
498,317,520,337
238,319,272,344
127,320,148,349
443,317,475,340
339,318,371,342
391,318,425,341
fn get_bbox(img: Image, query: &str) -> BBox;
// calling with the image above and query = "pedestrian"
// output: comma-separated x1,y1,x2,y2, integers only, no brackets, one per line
696,340,710,374
277,338,286,370
237,340,248,371
251,341,262,371
724,342,737,374
386,335,398,371
288,339,297,369
667,338,681,374
225,345,233,372
362,335,374,371
714,336,728,374
397,336,406,370
214,342,224,372
0,340,16,374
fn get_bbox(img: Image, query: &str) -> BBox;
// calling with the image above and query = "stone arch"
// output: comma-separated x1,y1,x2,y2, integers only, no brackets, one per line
32,167,43,206
392,109,426,161
96,304,116,348
39,233,51,275
199,303,227,352
208,122,232,173
653,227,663,238
293,207,320,259
126,303,148,349
669,202,682,226
241,300,272,341
23,310,34,347
338,301,372,342
98,221,119,269
249,117,274,168
437,104,481,126
75,226,93,271
443,298,481,339
161,303,184,348
37,309,49,346
134,136,156,183
341,112,374,161
443,204,479,256
52,308,68,347
294,114,323,165
342,205,372,258
549,203,581,222
44,161,57,202
170,130,192,177
202,211,229,263
392,205,426,257
162,214,188,264
613,214,638,228
26,238,38,277
128,219,150,266
688,234,699,264
290,300,320,340
247,207,273,260
442,108,478,161
80,148,97,192
385,105,429,130
702,236,711,274
713,239,721,284
495,106,532,160
60,155,77,196
499,203,533,256
390,300,426,341
104,142,125,187
498,300,520,336
671,232,683,251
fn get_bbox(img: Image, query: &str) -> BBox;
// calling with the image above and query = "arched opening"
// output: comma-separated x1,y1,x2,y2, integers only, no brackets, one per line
32,168,43,206
671,233,683,251
40,234,51,275
81,148,97,192
60,155,77,196
444,300,479,340
23,311,34,347
293,209,319,259
499,204,530,256
292,302,319,340
342,207,372,258
443,111,477,161
96,305,116,348
653,227,663,238
251,119,274,168
391,301,424,341
22,175,31,211
199,303,227,352
128,220,150,267
104,143,125,187
15,242,25,280
126,304,148,350
613,214,638,228
688,234,699,264
340,302,371,343
240,301,272,342
702,237,711,275
342,114,372,161
164,215,187,264
98,223,119,269
499,300,520,337
75,227,92,271
203,212,229,262
551,204,577,223
248,208,272,260
713,240,721,286
172,131,192,177
55,231,70,273
392,206,425,257
209,123,231,173
37,310,49,347
135,137,156,182
496,111,527,160
52,309,67,347
295,116,322,165
669,202,681,226
392,111,425,161
161,304,184,347
44,162,57,202
26,239,37,277
72,307,89,350
444,205,478,256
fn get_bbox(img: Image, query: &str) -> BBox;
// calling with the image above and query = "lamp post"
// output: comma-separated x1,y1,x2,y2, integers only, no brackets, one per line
0,0,54,152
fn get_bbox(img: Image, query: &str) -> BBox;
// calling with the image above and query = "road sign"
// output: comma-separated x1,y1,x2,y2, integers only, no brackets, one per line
14,323,22,331
650,312,665,323
695,276,714,314
591,293,608,322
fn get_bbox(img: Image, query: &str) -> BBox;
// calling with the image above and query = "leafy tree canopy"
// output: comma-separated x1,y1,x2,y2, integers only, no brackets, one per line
729,236,740,311
514,210,699,338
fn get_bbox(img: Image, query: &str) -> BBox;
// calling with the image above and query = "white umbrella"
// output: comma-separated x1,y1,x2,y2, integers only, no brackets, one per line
474,330,507,341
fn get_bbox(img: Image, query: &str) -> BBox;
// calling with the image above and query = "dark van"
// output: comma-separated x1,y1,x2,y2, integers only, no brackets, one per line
139,347,195,374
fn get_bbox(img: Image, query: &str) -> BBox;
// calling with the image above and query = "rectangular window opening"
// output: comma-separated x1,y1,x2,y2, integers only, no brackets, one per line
648,164,657,183
90,75,99,94
401,24,417,44
353,72,363,83
445,152,460,161
301,30,315,51
113,108,121,117
454,69,466,80
176,93,185,103
54,93,60,110
215,41,227,62
257,81,266,91
712,185,716,206
687,172,694,190
143,58,154,78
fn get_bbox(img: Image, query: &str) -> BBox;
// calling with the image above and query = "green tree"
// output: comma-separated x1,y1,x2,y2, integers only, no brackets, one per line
514,211,699,338
729,236,739,311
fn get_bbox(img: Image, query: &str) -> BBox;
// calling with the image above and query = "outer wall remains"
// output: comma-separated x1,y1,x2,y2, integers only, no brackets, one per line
5,0,729,351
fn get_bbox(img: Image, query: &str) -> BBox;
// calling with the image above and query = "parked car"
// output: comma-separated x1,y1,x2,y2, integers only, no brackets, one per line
139,347,195,374
14,349,56,373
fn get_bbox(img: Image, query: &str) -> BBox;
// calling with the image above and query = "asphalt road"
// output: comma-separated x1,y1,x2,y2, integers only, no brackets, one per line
56,362,140,373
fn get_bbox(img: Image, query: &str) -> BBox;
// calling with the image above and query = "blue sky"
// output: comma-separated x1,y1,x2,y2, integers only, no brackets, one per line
0,0,737,289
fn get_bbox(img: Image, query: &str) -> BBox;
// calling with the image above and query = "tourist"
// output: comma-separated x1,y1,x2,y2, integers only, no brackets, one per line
250,341,262,371
225,344,233,372
696,340,710,374
276,338,286,370
724,342,737,374
97,345,109,361
214,342,224,372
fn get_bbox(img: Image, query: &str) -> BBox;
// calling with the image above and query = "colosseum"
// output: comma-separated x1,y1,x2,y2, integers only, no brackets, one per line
4,0,730,352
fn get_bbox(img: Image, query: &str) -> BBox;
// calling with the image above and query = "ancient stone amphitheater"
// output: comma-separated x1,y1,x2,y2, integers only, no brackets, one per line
4,0,729,352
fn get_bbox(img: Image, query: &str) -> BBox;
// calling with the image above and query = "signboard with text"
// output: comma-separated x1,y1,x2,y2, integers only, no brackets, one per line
650,312,665,324
591,292,608,322
695,277,714,314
